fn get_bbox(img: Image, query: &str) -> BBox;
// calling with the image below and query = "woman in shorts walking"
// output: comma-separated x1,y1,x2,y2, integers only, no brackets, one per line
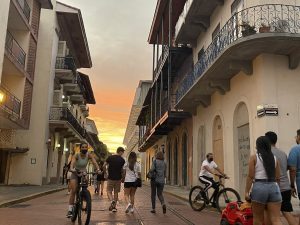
123,152,141,213
245,136,282,225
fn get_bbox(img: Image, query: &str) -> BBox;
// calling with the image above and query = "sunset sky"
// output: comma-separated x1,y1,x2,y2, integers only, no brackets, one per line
60,0,156,152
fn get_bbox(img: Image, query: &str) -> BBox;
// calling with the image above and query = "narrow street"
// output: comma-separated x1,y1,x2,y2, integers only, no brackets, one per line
0,185,220,225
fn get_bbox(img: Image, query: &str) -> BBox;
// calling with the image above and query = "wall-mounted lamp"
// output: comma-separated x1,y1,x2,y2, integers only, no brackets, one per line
64,148,68,152
62,95,65,99
0,91,5,103
56,144,61,148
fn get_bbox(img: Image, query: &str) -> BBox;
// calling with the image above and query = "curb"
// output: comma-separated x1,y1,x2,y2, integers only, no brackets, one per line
0,187,66,208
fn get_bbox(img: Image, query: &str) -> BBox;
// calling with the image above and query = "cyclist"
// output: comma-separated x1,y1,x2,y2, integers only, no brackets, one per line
66,142,100,218
199,153,227,206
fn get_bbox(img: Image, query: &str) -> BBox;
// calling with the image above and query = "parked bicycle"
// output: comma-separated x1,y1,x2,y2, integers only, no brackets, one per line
70,170,92,225
189,175,241,213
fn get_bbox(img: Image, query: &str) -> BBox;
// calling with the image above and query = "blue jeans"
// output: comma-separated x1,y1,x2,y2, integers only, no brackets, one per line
251,181,282,204
151,180,165,209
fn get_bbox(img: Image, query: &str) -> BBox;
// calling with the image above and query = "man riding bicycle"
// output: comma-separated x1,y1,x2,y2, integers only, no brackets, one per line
199,153,228,206
66,142,100,218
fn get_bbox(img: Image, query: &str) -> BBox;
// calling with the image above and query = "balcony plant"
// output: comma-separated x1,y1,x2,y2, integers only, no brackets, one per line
259,23,271,33
241,21,256,37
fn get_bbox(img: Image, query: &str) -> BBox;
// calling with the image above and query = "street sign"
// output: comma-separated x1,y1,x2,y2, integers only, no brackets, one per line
257,104,278,117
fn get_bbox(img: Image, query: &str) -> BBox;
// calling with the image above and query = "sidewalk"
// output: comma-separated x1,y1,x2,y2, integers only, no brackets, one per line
0,184,66,207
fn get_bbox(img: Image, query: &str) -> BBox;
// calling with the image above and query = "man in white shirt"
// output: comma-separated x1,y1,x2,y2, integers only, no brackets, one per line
199,153,227,205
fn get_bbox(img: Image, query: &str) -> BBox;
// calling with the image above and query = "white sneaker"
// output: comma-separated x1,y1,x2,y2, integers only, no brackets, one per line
130,206,134,213
125,204,131,213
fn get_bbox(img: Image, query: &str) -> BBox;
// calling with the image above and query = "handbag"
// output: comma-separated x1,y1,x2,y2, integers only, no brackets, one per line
135,178,142,187
146,160,157,180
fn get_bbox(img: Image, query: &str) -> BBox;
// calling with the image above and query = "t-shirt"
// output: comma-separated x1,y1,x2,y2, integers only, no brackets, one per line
106,155,125,180
272,147,290,191
199,159,218,178
288,144,300,190
123,162,141,182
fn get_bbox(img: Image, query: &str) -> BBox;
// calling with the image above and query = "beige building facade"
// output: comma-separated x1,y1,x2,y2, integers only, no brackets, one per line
0,0,96,185
173,0,300,195
136,0,300,195
0,0,52,184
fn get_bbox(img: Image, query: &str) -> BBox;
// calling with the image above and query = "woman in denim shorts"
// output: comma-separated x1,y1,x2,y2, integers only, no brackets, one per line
245,136,282,225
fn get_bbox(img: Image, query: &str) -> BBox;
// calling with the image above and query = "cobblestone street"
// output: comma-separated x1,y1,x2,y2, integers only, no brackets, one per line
0,185,220,225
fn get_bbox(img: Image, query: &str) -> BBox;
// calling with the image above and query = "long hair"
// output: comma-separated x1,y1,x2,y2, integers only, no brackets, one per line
256,136,275,179
128,152,137,171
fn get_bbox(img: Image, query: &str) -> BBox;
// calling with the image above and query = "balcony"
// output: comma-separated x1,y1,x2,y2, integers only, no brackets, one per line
0,85,21,120
175,0,224,44
153,46,192,84
16,0,31,22
5,31,26,69
137,93,190,152
49,107,86,139
176,4,300,109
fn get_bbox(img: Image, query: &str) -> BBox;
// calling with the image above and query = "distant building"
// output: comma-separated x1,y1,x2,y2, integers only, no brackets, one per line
123,80,151,179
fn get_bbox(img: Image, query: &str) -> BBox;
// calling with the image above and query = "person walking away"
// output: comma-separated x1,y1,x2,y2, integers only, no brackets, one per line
104,147,125,212
150,151,167,214
288,129,300,225
123,152,141,213
265,131,297,225
245,136,282,225
97,161,105,196
66,143,100,218
93,168,99,194
199,153,228,207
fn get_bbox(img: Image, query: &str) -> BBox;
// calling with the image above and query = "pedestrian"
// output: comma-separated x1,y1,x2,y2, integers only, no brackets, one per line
93,168,99,194
123,152,141,213
245,136,282,225
104,147,125,212
265,131,297,225
66,150,74,195
288,129,300,225
66,143,100,218
149,151,167,214
96,161,105,196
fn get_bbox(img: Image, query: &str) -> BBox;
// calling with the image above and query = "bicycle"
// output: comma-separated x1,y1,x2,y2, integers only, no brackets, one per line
189,175,241,213
70,170,93,225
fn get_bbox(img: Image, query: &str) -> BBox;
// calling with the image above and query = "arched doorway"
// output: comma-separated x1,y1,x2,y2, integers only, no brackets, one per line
234,102,250,195
182,133,188,186
212,116,224,171
173,137,178,185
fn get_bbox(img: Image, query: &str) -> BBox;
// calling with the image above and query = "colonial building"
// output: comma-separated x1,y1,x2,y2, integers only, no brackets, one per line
174,0,300,194
136,0,193,187
0,0,53,184
0,1,97,185
123,80,151,179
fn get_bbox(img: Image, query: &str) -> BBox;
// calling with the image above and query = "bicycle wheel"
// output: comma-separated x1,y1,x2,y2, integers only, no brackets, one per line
189,186,206,211
215,188,241,213
78,189,92,225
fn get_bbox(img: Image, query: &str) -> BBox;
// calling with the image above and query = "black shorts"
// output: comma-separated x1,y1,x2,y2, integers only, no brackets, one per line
124,182,136,188
281,190,293,212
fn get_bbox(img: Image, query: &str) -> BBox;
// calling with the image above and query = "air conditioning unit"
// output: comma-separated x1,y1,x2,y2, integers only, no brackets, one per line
57,41,69,57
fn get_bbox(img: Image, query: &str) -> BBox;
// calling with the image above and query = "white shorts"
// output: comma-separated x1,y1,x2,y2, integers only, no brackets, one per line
67,171,72,180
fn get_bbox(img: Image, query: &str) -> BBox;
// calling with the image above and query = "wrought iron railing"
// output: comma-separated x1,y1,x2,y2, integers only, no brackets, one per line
154,45,169,77
55,57,76,71
0,85,21,118
16,0,31,22
176,4,300,104
5,31,26,68
49,107,86,138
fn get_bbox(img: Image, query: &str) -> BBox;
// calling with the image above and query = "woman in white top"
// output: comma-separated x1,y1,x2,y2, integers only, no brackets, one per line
123,152,141,213
245,136,282,225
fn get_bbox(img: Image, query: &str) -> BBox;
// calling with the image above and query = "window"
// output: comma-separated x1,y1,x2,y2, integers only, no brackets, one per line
231,0,243,15
212,24,220,40
197,48,204,61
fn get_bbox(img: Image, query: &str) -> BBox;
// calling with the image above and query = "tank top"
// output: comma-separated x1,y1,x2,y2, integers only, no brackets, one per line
75,153,89,171
255,153,276,179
